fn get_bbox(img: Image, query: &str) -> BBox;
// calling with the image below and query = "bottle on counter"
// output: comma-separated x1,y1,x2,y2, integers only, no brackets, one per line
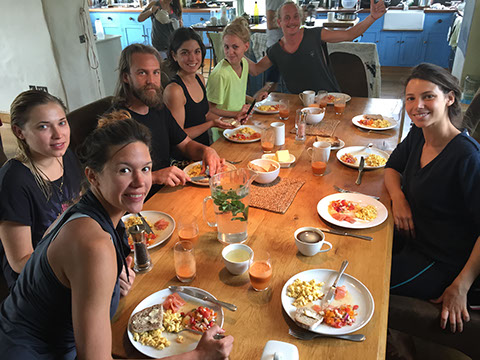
94,19,105,40
254,0,259,24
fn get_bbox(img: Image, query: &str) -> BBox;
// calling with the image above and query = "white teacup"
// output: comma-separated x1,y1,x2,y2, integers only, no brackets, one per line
299,90,316,107
294,227,332,256
222,244,253,275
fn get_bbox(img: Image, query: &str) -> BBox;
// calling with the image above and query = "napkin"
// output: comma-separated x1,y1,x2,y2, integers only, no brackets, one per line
289,118,340,137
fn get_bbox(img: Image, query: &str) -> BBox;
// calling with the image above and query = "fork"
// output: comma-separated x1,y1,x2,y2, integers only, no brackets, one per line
357,128,392,136
177,327,225,339
225,159,242,164
333,185,380,200
288,328,365,342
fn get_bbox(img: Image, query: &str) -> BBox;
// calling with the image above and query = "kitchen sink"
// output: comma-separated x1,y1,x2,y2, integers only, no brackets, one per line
383,10,425,31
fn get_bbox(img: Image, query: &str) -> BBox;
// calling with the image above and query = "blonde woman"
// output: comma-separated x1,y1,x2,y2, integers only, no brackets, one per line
0,90,82,289
206,17,268,121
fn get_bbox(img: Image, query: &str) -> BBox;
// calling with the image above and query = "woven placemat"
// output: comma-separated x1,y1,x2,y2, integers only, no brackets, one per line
289,118,340,137
250,178,305,214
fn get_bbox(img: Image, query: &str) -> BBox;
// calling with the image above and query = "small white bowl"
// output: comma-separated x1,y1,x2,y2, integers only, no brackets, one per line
222,244,253,275
301,107,325,125
248,159,280,184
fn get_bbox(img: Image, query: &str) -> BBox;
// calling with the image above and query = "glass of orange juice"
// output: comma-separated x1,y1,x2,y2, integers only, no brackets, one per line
261,127,275,153
334,98,346,115
249,250,272,291
307,141,331,176
174,240,196,283
278,99,289,120
178,215,199,246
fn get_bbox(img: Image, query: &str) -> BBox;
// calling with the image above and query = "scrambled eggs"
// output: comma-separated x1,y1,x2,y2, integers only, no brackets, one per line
257,104,279,112
365,154,387,167
187,163,204,178
360,118,391,128
354,205,378,221
133,329,170,350
163,309,183,333
287,279,324,307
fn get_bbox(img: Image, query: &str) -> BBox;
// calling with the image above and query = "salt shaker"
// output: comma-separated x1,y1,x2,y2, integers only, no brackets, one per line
129,225,153,273
295,110,307,142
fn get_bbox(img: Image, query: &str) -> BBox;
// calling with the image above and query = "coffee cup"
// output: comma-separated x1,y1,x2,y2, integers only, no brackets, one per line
294,227,332,256
299,90,316,107
271,122,285,146
222,244,253,275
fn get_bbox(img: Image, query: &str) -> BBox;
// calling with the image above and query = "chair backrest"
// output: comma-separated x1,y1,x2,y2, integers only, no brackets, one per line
0,134,7,167
458,88,480,140
329,52,369,98
207,32,225,66
67,96,113,152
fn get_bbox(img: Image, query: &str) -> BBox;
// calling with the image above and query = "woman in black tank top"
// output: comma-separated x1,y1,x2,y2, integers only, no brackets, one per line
164,28,236,160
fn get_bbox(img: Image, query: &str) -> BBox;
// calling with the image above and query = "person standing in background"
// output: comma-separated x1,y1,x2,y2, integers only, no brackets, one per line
138,0,183,59
265,0,284,86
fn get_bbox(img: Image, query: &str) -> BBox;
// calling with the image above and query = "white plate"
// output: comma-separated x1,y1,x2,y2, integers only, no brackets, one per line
223,125,262,143
331,138,345,151
317,193,388,229
184,161,236,186
261,153,296,167
128,287,224,359
327,92,351,105
352,114,397,131
336,146,390,169
281,269,374,335
254,100,280,114
122,211,175,250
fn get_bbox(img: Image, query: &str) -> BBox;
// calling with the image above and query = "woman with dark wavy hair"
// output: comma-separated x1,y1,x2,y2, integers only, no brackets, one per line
385,63,480,333
0,90,82,289
164,27,236,162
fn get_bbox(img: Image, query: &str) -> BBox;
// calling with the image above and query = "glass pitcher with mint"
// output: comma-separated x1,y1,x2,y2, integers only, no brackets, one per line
203,168,256,244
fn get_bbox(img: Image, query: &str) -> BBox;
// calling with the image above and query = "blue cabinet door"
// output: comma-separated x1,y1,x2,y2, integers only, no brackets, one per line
379,32,400,66
398,33,423,67
360,31,379,44
424,33,451,68
122,14,149,46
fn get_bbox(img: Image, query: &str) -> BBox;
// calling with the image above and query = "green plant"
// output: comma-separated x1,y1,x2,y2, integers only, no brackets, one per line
212,188,248,222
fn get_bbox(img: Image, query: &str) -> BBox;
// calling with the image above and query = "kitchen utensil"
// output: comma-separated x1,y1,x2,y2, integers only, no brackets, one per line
177,327,225,339
168,285,238,311
321,260,349,307
355,156,365,185
333,185,380,200
225,159,242,164
137,212,154,234
190,175,209,182
319,228,373,241
288,328,365,342
246,100,256,116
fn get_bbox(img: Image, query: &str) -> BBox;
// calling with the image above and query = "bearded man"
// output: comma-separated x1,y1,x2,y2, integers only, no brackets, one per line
111,44,223,192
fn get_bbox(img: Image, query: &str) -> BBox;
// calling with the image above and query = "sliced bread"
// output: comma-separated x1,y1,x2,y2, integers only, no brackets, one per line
294,306,324,330
129,304,164,333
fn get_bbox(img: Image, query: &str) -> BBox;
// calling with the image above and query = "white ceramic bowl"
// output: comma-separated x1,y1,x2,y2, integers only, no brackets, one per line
248,159,280,184
301,107,325,125
341,0,357,8
222,244,253,275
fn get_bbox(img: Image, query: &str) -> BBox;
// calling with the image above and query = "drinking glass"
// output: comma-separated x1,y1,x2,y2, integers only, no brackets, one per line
316,90,328,110
334,98,346,116
261,127,275,153
249,250,272,291
178,215,199,246
278,99,289,120
307,141,331,176
174,240,196,283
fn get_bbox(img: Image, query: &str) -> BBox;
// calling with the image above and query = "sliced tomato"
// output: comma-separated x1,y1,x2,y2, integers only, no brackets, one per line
163,292,186,313
154,218,169,231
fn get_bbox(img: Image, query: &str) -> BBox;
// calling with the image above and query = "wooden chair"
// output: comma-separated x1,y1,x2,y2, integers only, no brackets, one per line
329,52,369,98
457,88,480,141
67,96,113,152
207,32,225,67
389,294,480,359
0,134,7,167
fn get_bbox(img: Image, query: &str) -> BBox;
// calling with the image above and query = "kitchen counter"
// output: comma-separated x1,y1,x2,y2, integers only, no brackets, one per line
89,7,229,13
314,6,457,13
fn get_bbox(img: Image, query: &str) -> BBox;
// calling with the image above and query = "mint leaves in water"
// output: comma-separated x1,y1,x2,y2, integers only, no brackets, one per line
212,187,248,222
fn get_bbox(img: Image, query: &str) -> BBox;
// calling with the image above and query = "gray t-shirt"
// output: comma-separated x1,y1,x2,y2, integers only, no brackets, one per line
266,27,340,94
151,11,180,52
266,0,284,47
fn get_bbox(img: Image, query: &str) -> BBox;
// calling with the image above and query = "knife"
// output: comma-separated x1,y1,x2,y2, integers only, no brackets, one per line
136,212,154,234
355,156,365,186
319,228,373,241
321,260,349,307
190,176,209,182
168,286,237,312
246,99,257,117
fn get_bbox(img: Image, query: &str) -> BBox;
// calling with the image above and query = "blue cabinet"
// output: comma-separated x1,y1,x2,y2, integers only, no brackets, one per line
379,31,424,66
357,13,382,45
422,13,453,68
123,15,151,46
91,13,125,47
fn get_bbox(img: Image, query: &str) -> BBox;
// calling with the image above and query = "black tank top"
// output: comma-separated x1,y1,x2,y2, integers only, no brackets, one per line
0,190,130,359
172,74,210,149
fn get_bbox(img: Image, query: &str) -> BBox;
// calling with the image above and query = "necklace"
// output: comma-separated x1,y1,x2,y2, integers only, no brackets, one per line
36,158,65,196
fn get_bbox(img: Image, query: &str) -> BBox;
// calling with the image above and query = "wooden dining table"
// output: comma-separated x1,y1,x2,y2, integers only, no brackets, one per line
111,93,405,359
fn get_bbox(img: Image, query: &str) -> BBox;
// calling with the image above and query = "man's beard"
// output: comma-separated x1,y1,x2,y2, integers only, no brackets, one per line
131,84,163,108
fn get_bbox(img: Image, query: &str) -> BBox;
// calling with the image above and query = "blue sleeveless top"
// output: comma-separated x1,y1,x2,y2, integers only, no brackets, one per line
0,190,130,360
